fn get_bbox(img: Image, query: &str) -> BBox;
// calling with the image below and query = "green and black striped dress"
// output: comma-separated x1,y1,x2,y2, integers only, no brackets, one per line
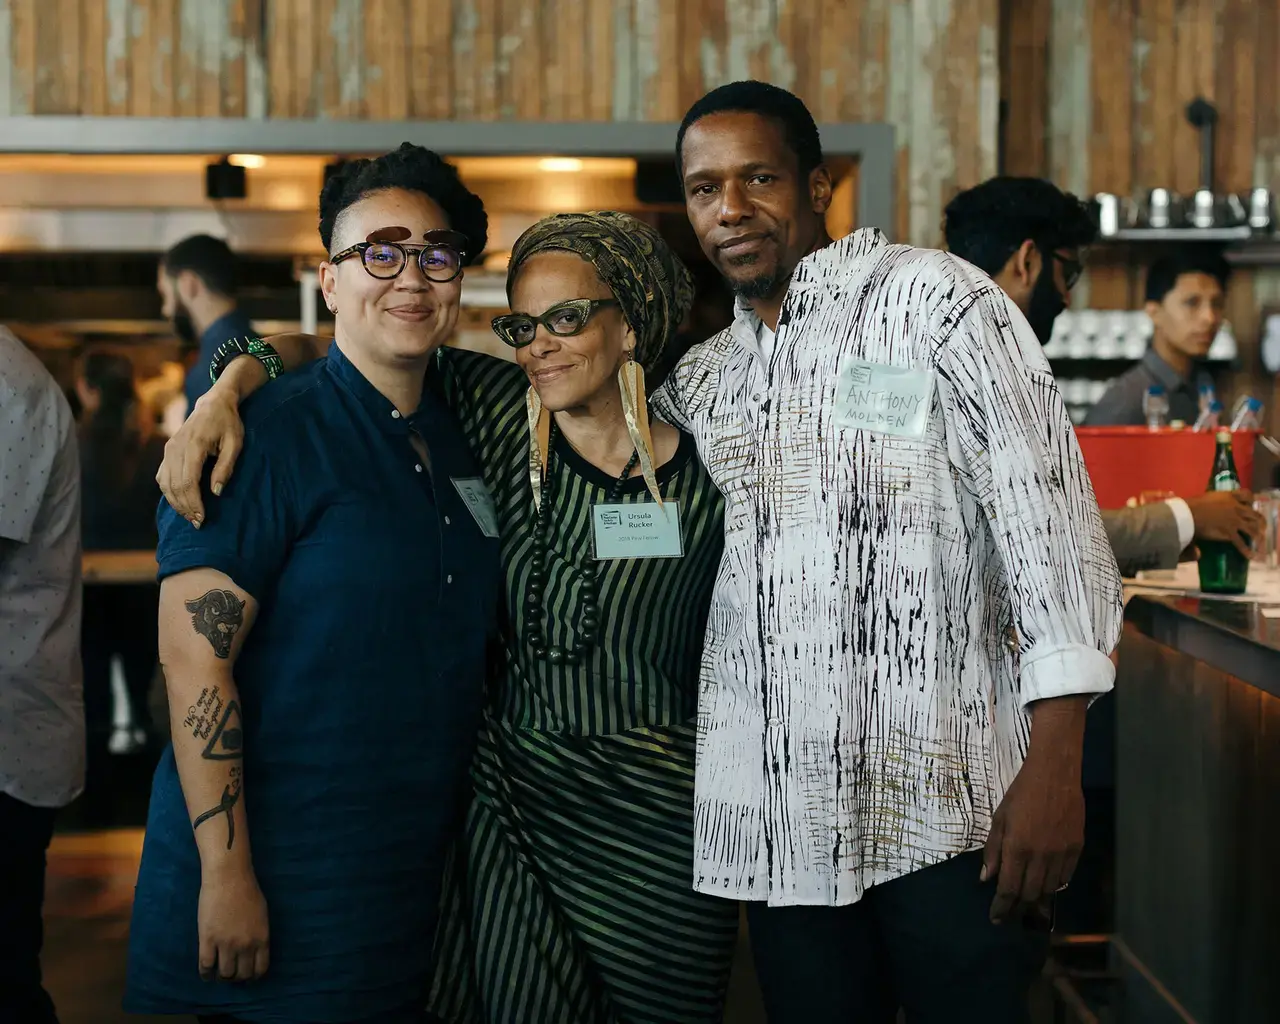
425,348,738,1024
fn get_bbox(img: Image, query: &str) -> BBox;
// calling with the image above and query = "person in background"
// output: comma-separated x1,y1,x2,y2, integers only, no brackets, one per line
75,349,167,815
1085,248,1230,427
943,177,1263,577
158,234,256,417
944,177,1264,936
0,325,84,1024
125,145,500,1023
658,81,1122,1023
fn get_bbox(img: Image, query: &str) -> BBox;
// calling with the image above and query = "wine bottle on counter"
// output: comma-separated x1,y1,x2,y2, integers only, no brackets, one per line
1198,429,1250,595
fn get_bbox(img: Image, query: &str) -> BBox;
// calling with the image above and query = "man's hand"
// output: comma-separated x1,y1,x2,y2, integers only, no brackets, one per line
982,696,1088,924
1185,490,1266,559
157,378,254,526
197,866,270,982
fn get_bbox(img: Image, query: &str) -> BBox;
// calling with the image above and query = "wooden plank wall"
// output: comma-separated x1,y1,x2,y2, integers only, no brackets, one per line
0,0,1000,247
1003,0,1280,425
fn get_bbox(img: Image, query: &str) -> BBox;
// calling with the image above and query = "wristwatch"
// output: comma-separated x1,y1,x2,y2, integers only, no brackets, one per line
209,337,284,385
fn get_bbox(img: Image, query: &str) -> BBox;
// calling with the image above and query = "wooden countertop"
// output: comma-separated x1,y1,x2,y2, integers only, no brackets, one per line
82,550,157,585
1124,592,1280,698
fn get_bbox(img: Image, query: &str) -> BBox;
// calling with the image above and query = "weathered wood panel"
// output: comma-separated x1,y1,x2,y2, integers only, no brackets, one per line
1003,0,1280,412
80,0,108,115
1086,0,1135,310
408,0,452,120
8,0,37,115
999,0,1050,178
267,0,295,117
104,0,131,116
0,0,1005,246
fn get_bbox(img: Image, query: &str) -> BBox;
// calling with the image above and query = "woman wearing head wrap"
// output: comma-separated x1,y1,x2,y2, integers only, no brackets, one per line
155,209,739,1023
426,212,738,1023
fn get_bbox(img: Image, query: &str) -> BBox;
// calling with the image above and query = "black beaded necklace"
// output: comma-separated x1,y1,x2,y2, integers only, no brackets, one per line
525,420,640,666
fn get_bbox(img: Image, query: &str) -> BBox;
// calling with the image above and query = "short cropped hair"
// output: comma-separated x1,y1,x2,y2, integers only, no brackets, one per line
943,177,1097,275
1144,248,1231,303
318,142,488,262
677,80,824,177
161,235,238,297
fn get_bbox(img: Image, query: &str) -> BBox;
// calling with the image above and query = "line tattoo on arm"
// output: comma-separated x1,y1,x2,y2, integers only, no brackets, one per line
193,765,243,850
185,589,245,659
184,687,244,761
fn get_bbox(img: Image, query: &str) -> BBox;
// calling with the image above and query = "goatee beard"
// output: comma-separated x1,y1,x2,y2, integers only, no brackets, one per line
171,308,198,347
726,260,789,302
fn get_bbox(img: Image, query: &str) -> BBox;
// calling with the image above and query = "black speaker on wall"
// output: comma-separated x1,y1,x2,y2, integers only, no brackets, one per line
634,159,683,205
205,158,247,200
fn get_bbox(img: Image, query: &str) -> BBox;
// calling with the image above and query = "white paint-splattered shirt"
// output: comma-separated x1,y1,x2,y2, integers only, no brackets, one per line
0,326,84,808
651,229,1123,907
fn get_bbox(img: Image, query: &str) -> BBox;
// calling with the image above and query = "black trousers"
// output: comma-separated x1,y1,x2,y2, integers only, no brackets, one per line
746,850,1051,1024
0,792,60,1024
81,582,159,745
81,582,159,812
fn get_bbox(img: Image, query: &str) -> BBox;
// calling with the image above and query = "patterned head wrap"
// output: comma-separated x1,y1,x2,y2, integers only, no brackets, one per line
505,211,694,371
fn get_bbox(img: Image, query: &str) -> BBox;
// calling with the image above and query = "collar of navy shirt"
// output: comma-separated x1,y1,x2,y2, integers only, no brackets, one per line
323,339,436,437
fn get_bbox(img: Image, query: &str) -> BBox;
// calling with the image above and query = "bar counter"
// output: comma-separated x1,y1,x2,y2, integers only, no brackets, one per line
1114,590,1280,1024
82,550,158,584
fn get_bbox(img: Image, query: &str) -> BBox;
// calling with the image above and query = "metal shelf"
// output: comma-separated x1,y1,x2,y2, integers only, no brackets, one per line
1046,355,1236,365
1223,241,1280,267
1092,227,1280,265
1100,226,1257,242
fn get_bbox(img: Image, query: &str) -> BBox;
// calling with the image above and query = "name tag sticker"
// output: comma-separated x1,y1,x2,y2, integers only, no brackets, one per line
834,358,935,440
451,478,499,538
592,502,684,560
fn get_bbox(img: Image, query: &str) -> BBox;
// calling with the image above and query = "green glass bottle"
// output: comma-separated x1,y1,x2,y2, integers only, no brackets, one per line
1198,429,1250,595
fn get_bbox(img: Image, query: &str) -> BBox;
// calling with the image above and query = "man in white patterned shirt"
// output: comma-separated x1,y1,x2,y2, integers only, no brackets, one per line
650,82,1125,1022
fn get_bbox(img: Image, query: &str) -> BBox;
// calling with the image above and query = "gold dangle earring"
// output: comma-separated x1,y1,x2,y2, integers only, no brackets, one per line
526,386,552,510
617,351,662,505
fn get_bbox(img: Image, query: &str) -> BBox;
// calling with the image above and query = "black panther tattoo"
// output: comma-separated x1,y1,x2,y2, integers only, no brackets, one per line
185,590,245,659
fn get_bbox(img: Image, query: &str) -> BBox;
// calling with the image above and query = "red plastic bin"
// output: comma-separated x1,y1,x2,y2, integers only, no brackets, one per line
1074,427,1259,509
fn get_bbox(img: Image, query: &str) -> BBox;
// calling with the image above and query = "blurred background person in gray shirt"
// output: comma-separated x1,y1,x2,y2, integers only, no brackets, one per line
1086,250,1229,427
0,324,84,1024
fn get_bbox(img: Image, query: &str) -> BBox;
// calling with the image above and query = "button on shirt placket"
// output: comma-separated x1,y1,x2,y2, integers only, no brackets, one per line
751,311,797,890
402,409,454,598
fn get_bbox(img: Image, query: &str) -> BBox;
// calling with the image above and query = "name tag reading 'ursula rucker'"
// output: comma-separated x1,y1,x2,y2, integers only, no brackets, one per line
592,502,684,560
834,357,935,441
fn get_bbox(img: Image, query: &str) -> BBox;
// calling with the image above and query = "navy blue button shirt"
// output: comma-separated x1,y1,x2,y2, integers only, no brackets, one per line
126,342,500,1023
184,308,258,413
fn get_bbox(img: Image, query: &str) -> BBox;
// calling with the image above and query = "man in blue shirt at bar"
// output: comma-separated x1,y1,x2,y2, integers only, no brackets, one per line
126,145,500,1024
157,234,257,417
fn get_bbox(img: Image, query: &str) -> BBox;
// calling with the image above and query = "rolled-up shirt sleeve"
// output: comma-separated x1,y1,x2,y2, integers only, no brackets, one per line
156,426,294,602
933,282,1123,707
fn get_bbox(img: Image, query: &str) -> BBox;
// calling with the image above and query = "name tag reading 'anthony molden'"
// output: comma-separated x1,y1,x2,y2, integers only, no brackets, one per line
834,357,935,441
591,503,684,560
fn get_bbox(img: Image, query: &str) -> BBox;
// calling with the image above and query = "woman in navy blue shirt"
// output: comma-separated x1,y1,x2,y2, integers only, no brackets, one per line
125,146,500,1024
